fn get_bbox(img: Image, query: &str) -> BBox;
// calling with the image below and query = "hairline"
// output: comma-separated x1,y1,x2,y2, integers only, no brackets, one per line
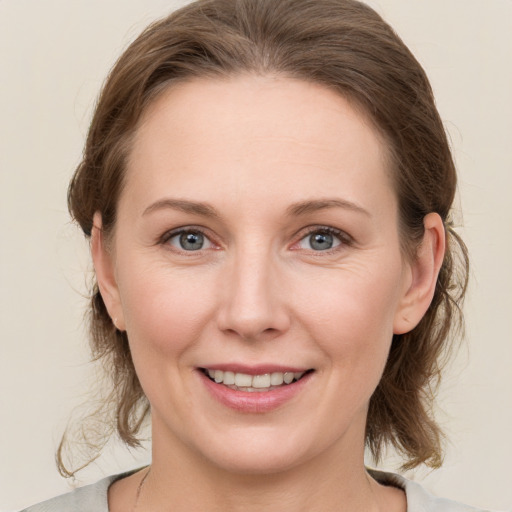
107,71,414,257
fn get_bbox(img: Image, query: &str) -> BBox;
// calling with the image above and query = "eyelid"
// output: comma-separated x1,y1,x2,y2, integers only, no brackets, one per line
290,225,353,252
160,226,219,252
158,224,353,254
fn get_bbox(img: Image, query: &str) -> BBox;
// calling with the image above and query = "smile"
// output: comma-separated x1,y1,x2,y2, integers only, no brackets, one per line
202,368,309,392
198,366,315,413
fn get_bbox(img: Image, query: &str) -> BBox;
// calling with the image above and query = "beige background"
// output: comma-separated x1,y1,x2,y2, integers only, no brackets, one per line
1,0,511,510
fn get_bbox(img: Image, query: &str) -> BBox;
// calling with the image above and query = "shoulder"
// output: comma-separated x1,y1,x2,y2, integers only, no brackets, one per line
368,469,498,512
19,473,124,512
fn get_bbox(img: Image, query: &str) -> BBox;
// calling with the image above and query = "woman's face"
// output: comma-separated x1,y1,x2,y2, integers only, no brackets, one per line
95,76,432,474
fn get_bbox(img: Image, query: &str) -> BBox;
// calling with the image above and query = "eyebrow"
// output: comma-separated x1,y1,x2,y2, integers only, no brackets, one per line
286,198,371,218
142,197,370,219
142,199,221,219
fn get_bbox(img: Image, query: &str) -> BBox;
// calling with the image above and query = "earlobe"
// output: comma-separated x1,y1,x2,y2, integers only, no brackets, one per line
91,212,126,331
393,213,445,335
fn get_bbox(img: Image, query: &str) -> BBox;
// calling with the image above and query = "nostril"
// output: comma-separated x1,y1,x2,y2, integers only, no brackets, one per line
221,325,284,342
215,276,291,340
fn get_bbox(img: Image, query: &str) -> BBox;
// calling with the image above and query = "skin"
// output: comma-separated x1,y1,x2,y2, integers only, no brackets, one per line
94,75,445,511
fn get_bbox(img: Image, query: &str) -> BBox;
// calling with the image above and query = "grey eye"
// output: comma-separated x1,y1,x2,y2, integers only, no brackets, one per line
297,229,342,251
180,232,204,250
168,230,212,251
309,232,334,250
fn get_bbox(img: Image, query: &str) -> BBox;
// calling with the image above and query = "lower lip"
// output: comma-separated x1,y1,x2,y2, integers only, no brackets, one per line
199,371,313,413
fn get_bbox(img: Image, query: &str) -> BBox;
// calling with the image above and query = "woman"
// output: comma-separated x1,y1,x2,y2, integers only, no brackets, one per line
20,0,491,510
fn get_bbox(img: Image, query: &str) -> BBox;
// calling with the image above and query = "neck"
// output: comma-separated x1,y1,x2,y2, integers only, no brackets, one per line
138,421,397,512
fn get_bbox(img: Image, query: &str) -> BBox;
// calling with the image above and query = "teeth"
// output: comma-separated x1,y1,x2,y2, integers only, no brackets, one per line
205,369,306,389
223,371,235,385
283,372,294,384
270,372,284,385
252,374,271,388
234,373,252,387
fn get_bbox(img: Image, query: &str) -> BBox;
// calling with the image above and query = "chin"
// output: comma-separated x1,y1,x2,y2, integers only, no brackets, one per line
207,443,309,476
170,421,314,476
193,419,346,477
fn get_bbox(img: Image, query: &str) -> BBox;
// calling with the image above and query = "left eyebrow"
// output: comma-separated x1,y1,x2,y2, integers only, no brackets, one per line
286,198,371,218
142,198,221,220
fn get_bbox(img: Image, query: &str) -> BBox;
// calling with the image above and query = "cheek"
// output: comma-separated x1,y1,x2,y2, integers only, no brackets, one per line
296,262,404,370
117,263,217,358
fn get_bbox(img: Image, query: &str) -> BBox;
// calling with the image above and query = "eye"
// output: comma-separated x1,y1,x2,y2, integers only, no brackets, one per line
296,227,345,251
165,229,214,251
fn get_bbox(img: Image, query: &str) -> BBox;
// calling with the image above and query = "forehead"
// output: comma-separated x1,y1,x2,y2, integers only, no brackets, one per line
122,75,394,218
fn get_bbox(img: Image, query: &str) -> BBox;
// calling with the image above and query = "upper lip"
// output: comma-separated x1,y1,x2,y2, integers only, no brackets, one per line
198,364,312,375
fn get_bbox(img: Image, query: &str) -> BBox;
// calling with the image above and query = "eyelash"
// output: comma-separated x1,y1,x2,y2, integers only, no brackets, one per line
160,225,352,255
293,226,353,254
160,226,218,255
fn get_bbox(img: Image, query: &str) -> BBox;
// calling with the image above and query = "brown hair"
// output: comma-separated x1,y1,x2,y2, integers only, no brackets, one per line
61,0,468,475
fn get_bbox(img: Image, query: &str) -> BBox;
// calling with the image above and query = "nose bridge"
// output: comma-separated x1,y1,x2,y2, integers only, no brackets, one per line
217,241,289,340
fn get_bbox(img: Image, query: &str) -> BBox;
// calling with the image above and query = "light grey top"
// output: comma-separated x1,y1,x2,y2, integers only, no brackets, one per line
20,468,496,512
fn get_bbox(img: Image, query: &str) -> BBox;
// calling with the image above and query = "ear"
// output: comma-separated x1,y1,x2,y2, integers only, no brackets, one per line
91,212,126,331
393,212,445,334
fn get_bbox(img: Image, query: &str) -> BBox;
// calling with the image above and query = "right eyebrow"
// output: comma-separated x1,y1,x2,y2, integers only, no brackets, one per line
142,198,221,220
285,198,371,218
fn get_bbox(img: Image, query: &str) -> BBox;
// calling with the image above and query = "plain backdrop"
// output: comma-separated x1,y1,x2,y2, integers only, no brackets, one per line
1,0,511,510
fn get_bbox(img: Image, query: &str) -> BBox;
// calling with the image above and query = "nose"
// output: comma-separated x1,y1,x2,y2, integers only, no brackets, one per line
216,248,291,342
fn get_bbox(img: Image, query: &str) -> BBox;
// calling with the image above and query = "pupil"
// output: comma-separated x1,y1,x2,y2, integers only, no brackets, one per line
310,232,333,250
180,232,204,250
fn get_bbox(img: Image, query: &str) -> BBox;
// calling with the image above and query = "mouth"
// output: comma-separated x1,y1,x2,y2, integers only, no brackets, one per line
200,368,314,392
